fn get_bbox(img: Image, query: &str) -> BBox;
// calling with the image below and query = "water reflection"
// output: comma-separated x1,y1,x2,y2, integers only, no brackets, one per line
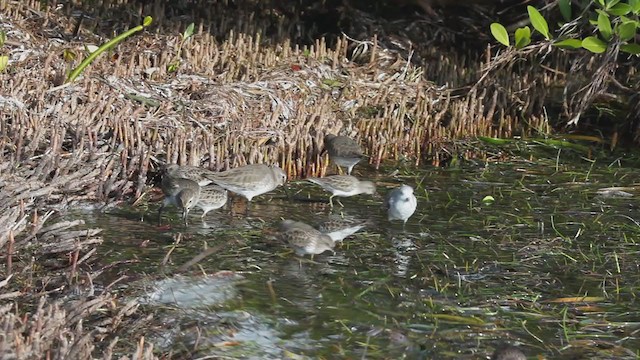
139,272,243,308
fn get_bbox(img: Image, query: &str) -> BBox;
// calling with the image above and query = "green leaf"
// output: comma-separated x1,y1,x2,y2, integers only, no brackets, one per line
143,16,153,27
0,31,5,47
631,0,640,14
605,0,620,10
554,38,583,49
596,0,605,8
63,49,77,62
559,0,572,22
582,36,607,53
490,23,510,46
482,195,495,205
621,43,640,54
167,61,179,73
426,313,486,326
477,136,513,145
183,23,195,40
597,12,613,40
515,26,531,48
322,78,344,88
594,9,608,17
0,55,8,71
527,6,551,40
617,21,637,41
608,3,631,15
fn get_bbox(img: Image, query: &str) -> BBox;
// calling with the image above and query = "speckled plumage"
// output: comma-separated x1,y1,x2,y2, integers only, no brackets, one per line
317,216,369,242
204,164,287,201
323,134,364,175
158,176,201,224
307,175,376,207
164,164,216,186
195,184,228,217
280,220,335,256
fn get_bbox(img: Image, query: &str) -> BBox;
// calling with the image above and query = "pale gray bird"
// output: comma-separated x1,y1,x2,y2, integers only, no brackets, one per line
204,164,287,202
385,184,417,225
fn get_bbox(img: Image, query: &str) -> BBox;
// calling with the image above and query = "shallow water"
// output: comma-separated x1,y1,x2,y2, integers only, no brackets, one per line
81,157,640,359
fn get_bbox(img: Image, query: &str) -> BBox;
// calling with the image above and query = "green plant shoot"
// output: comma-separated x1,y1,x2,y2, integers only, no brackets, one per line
66,16,153,83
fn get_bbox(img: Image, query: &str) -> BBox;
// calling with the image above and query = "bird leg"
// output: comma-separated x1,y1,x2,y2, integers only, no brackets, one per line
158,198,170,226
157,205,164,226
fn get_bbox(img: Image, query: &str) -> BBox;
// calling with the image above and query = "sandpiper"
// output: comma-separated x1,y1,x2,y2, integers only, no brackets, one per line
385,184,417,225
307,175,376,207
204,164,287,202
280,219,335,256
317,216,370,242
491,346,526,360
176,187,200,223
158,175,201,224
322,134,364,175
164,164,216,186
195,184,228,218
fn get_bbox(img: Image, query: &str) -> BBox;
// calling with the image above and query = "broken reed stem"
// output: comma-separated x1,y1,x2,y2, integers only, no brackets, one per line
176,243,226,273
7,230,14,275
70,248,80,279
162,233,182,267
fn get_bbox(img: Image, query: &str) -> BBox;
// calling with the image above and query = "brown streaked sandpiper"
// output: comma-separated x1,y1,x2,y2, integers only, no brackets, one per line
280,219,335,256
322,134,364,175
307,175,376,207
195,184,228,218
317,216,370,242
158,175,201,225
